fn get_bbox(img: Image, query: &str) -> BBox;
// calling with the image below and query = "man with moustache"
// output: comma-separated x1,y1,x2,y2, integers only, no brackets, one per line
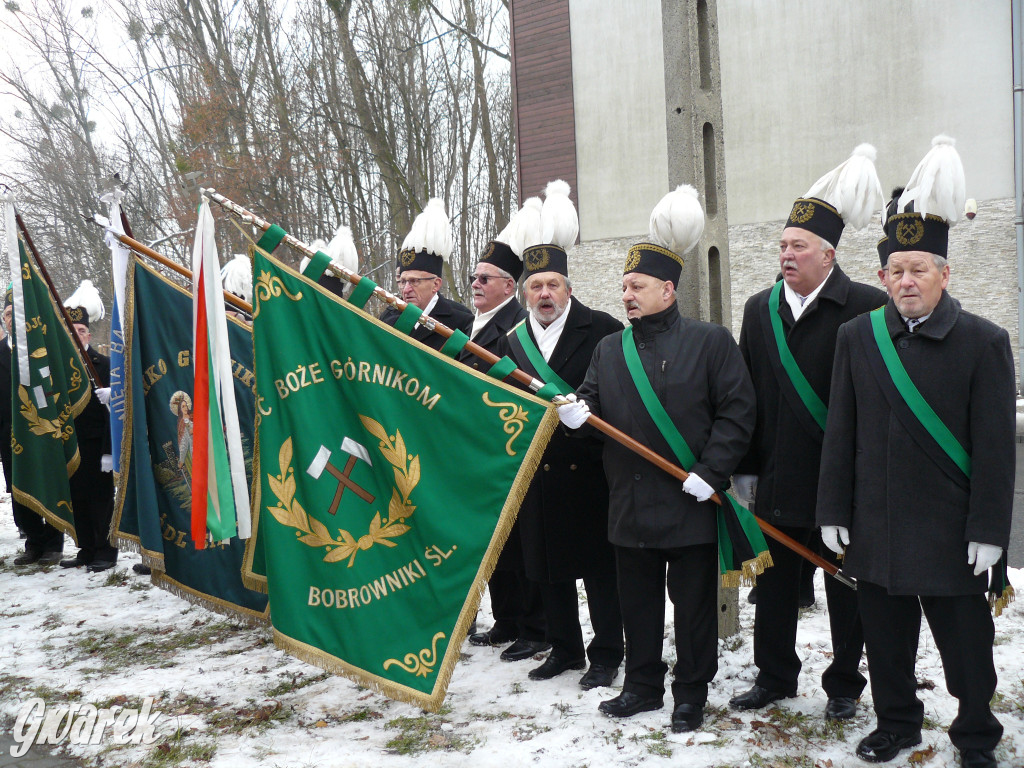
818,137,1013,768
498,226,624,688
380,199,472,350
563,185,755,732
731,145,885,720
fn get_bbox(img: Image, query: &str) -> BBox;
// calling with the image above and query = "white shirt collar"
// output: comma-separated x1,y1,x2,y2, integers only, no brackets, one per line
528,298,573,362
470,295,515,340
783,266,833,321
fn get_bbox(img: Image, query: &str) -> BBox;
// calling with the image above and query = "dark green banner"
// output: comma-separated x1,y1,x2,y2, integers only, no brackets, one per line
11,232,89,537
245,250,557,710
113,257,267,621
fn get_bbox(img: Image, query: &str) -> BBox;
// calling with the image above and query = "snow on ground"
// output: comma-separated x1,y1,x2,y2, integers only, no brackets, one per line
1,495,1023,768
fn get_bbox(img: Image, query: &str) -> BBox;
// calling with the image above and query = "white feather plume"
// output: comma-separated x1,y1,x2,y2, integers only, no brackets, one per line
219,253,253,303
299,239,328,274
64,279,105,322
897,135,966,225
495,197,542,257
648,185,705,255
326,225,359,272
401,198,453,261
540,180,579,249
803,143,884,230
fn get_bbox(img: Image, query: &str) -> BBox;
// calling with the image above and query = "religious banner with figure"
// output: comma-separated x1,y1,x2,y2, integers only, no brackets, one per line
4,201,89,537
112,255,267,621
244,248,557,710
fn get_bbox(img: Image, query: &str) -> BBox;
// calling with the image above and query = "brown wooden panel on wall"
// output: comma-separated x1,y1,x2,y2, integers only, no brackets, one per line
510,0,579,217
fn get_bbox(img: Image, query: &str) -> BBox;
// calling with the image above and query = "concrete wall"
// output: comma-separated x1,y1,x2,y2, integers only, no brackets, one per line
718,0,1014,224
568,0,668,242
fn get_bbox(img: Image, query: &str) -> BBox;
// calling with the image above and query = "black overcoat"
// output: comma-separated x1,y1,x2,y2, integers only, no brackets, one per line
380,294,473,352
576,305,756,549
736,265,885,527
457,297,527,371
816,293,1015,595
0,337,13,489
497,299,622,581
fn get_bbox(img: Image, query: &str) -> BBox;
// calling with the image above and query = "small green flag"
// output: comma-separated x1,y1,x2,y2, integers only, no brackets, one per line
245,248,557,710
5,209,89,538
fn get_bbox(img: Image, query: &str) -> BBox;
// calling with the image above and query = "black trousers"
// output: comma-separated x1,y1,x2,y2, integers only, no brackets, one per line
3,435,63,554
616,543,718,705
487,569,545,642
539,569,624,667
858,580,1002,751
753,523,865,698
68,438,117,562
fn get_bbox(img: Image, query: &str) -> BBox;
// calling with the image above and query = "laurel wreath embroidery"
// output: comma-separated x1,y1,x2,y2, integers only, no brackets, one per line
266,416,419,567
18,386,62,438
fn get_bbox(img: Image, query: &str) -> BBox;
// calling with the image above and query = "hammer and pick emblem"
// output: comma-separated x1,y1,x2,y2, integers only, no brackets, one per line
306,437,375,514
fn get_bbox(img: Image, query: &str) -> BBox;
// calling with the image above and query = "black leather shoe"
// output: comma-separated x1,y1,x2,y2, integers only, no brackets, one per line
469,627,518,647
855,729,922,763
799,591,815,609
960,748,998,768
499,639,550,662
13,550,43,566
599,691,663,718
579,664,617,690
747,586,758,604
86,560,117,573
671,702,704,732
37,551,63,566
133,563,152,575
824,696,858,721
61,555,91,568
528,654,585,680
729,684,796,710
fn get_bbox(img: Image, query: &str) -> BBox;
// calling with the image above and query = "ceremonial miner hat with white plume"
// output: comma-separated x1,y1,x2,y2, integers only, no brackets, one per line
397,198,452,278
301,226,360,298
785,143,884,248
624,185,705,285
479,198,541,281
522,181,578,279
876,187,904,267
885,135,965,259
220,253,253,304
64,279,105,328
4,284,12,311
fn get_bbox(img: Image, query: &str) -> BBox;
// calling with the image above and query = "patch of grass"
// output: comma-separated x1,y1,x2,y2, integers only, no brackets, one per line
39,611,63,630
747,754,817,768
206,699,291,735
721,634,745,652
141,725,216,768
129,581,152,593
337,707,383,723
72,621,246,672
103,568,130,587
0,606,32,618
551,701,571,715
509,681,525,695
921,714,942,730
263,671,330,698
629,729,672,757
383,714,477,755
603,728,623,747
510,720,550,741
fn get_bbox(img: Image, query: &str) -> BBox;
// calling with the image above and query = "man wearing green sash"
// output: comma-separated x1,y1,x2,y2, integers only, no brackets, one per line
498,181,624,688
731,145,886,720
565,185,755,733
818,137,1013,768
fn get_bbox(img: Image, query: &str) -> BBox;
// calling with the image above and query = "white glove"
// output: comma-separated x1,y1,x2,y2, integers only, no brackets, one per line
682,472,715,502
967,541,1003,576
100,454,113,473
95,387,111,405
732,474,758,504
556,394,590,429
821,525,850,555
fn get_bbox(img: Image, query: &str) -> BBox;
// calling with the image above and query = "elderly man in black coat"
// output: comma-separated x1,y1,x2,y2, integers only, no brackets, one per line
817,138,1013,768
498,243,624,688
731,146,886,720
564,185,755,733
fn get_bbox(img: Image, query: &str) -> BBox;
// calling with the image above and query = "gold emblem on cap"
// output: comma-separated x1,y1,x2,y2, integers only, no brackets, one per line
895,217,925,246
790,201,815,224
482,242,496,260
624,248,641,272
398,248,416,267
524,247,550,272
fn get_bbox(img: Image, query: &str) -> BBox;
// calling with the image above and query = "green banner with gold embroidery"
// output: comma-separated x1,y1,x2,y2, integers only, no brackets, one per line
244,249,557,711
9,229,89,538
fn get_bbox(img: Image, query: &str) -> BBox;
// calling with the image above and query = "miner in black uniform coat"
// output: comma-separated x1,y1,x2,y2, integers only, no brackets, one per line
564,185,755,733
498,243,624,688
2,291,65,565
458,237,544,658
379,199,472,350
60,304,118,572
731,146,886,720
817,138,1012,768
